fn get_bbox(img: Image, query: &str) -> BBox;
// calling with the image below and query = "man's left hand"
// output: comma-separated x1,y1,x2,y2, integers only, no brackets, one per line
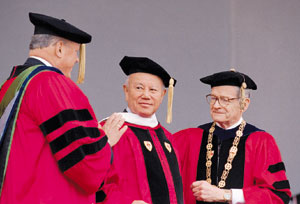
100,113,127,146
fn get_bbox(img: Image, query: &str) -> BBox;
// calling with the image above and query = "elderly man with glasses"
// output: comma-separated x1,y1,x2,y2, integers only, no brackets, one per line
173,69,291,204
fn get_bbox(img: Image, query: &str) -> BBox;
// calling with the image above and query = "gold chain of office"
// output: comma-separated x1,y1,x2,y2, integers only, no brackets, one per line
205,120,246,188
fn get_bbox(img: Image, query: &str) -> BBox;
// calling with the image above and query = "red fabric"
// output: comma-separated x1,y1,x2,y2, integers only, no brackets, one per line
0,66,17,102
243,132,291,203
0,71,111,204
171,128,203,204
0,78,15,103
173,128,291,204
99,122,179,204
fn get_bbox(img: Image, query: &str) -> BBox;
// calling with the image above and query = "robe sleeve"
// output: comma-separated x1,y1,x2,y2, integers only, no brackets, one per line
243,132,291,204
171,129,190,170
172,128,203,204
23,71,112,194
96,120,134,204
96,164,134,204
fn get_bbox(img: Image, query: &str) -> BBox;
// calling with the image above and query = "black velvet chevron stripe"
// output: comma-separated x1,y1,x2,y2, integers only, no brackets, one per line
39,109,93,136
268,162,286,173
155,128,183,204
58,136,108,172
130,126,170,204
273,180,290,190
270,189,291,204
50,126,100,154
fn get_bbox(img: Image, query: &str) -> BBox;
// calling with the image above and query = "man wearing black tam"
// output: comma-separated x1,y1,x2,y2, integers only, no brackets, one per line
96,56,183,204
173,69,291,204
0,12,126,203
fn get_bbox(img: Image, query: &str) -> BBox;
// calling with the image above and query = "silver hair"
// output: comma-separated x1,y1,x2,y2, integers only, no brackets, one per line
233,86,251,98
124,77,129,87
29,34,65,50
239,88,251,98
244,89,251,98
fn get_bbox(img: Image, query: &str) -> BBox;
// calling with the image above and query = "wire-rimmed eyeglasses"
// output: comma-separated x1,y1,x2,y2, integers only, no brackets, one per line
206,94,240,107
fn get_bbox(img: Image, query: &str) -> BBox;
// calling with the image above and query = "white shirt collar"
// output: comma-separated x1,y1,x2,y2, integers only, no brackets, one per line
100,108,159,128
216,117,243,130
30,56,53,67
120,107,158,128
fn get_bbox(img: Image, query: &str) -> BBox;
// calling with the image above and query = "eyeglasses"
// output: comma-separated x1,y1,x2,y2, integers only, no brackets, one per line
206,94,240,107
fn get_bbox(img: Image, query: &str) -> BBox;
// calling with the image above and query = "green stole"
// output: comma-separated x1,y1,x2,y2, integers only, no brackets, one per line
0,65,62,195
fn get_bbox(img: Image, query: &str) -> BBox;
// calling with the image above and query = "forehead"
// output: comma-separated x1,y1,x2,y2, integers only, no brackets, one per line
128,72,164,86
211,85,239,97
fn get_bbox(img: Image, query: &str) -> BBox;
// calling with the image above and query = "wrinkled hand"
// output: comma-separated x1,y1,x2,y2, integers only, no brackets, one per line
101,113,127,146
191,180,224,202
131,201,149,204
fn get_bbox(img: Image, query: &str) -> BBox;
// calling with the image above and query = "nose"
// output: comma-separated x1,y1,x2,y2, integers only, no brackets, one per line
142,89,150,99
212,98,222,108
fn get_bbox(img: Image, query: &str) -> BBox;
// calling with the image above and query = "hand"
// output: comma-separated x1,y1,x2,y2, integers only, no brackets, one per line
191,180,225,202
131,201,149,204
101,113,127,146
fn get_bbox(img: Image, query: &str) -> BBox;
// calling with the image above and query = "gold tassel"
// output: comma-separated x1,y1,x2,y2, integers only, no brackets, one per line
240,82,247,110
77,44,86,84
230,68,246,110
166,78,174,124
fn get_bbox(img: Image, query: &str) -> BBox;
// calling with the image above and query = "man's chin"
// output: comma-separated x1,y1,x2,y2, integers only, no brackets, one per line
138,111,153,118
211,115,225,123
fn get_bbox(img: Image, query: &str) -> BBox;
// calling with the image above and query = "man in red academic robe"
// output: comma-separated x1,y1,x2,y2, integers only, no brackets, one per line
96,56,183,204
173,70,291,204
0,12,126,204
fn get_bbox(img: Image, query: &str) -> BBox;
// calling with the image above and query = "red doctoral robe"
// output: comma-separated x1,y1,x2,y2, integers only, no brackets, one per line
173,122,291,204
0,59,112,203
97,119,183,204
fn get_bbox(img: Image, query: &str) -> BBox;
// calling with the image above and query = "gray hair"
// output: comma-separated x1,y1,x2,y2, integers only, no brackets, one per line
230,86,251,110
244,89,251,98
124,77,129,87
233,86,251,98
29,34,65,50
239,88,251,98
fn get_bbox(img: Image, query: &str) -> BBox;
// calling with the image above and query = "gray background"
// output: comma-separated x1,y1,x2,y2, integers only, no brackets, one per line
1,0,299,195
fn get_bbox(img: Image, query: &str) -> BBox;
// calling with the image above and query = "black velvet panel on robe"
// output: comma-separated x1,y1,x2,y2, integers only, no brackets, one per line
130,126,183,204
196,123,262,204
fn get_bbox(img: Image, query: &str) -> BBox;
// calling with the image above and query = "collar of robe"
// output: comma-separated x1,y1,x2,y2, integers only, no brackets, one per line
199,120,263,141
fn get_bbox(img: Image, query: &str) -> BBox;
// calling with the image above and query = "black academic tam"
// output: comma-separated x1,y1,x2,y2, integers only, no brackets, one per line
200,70,257,90
120,56,176,88
29,12,92,44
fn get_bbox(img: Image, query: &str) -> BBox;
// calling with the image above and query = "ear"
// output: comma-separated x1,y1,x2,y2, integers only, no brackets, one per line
157,88,167,105
161,88,167,103
123,84,129,102
54,41,64,58
162,88,167,97
241,97,250,112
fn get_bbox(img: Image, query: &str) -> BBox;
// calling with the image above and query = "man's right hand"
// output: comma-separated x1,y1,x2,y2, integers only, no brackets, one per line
191,180,226,202
101,113,127,146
